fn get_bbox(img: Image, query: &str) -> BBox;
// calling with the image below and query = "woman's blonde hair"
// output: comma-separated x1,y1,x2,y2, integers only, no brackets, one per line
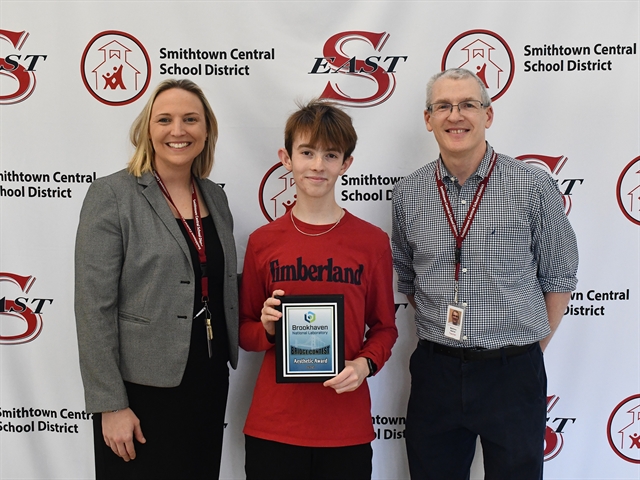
127,79,218,178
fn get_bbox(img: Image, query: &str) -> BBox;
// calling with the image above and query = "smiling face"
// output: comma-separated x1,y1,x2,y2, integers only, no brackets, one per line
149,88,207,176
425,76,493,164
279,132,353,204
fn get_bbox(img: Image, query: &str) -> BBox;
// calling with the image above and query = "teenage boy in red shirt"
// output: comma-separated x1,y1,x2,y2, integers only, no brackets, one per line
239,100,398,480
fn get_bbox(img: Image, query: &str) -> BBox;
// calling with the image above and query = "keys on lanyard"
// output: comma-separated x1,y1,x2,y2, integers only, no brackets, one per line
195,305,214,358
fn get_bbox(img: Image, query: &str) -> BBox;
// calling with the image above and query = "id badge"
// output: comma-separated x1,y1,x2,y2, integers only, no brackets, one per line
444,304,465,341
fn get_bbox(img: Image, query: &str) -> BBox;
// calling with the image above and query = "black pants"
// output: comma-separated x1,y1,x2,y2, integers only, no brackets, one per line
405,342,547,480
245,435,372,480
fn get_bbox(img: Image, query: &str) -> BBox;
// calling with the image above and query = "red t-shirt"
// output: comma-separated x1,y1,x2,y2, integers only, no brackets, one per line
239,210,398,447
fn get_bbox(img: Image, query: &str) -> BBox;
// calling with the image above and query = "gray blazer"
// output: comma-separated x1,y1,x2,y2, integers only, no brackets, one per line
75,170,238,413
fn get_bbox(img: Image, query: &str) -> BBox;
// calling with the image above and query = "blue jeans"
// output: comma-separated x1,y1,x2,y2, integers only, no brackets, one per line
405,342,547,480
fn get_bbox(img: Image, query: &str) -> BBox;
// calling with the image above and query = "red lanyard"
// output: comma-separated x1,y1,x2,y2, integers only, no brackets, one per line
435,152,497,286
153,171,209,302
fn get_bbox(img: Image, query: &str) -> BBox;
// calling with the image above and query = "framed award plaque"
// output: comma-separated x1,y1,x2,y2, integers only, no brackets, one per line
274,294,344,383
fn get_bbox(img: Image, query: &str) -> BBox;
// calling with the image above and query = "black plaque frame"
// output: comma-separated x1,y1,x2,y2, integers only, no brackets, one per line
274,294,344,383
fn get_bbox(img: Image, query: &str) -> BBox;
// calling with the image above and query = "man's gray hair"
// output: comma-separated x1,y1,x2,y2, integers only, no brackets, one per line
426,68,492,110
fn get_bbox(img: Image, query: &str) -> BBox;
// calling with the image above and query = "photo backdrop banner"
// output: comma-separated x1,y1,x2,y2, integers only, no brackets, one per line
0,1,639,479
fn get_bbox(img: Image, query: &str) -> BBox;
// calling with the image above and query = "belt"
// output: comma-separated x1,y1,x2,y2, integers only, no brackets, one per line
418,339,534,361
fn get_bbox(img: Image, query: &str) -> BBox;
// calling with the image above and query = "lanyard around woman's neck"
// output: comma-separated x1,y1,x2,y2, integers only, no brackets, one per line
152,171,208,303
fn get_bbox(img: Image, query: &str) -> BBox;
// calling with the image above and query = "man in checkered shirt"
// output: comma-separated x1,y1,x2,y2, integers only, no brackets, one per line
392,68,578,480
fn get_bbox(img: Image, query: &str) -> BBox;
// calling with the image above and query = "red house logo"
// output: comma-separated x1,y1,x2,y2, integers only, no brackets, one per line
617,156,640,225
608,394,640,463
81,30,151,106
442,30,514,102
259,163,297,222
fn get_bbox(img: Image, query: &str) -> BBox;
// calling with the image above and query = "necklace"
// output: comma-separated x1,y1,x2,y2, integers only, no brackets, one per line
290,209,344,237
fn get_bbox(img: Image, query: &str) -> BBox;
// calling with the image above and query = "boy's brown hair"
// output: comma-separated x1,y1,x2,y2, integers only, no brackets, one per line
284,100,357,161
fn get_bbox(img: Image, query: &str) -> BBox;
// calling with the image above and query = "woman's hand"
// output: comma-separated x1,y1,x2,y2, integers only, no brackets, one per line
323,357,369,394
260,289,284,337
101,408,146,461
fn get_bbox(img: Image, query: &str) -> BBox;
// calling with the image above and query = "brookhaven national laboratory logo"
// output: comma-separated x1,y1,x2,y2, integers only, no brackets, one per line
0,272,53,345
81,30,151,106
607,394,640,463
515,154,583,216
617,156,640,226
309,31,407,108
442,30,515,102
0,30,47,105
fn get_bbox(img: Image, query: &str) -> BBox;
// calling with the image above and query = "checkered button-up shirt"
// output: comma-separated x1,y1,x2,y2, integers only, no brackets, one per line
391,144,579,349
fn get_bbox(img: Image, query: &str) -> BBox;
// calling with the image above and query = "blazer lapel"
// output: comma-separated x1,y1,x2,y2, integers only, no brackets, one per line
138,172,193,267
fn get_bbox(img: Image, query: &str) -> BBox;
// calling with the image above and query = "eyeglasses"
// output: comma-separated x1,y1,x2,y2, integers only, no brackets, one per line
427,100,486,116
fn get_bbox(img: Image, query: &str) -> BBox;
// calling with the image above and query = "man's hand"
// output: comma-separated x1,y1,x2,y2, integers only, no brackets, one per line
101,408,146,462
540,292,571,351
407,294,416,309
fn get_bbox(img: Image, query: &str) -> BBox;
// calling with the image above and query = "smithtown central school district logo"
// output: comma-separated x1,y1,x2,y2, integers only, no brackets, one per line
617,156,640,225
259,163,296,222
442,30,515,102
0,29,47,105
0,272,53,345
608,394,640,463
81,30,151,106
309,31,407,108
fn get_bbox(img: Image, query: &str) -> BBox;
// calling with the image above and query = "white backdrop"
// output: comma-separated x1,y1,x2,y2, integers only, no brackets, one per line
1,1,639,479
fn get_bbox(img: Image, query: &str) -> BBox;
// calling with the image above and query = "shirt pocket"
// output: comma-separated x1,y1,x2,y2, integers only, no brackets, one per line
483,225,532,277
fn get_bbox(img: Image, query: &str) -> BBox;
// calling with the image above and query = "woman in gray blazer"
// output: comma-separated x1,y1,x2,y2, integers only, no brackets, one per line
75,79,238,479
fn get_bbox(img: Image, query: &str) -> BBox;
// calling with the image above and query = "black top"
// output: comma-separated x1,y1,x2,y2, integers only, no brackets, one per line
179,215,229,372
